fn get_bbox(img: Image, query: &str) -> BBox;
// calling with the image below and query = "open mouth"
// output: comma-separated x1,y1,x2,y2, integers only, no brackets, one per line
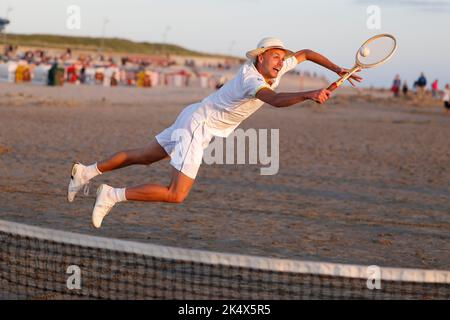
273,67,280,72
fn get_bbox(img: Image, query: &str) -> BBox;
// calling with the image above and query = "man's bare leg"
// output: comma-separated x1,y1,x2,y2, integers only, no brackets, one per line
94,138,195,203
68,139,169,202
125,167,195,203
91,167,195,228
97,139,169,173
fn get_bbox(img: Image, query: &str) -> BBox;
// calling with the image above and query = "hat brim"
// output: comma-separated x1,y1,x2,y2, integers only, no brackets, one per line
245,46,295,60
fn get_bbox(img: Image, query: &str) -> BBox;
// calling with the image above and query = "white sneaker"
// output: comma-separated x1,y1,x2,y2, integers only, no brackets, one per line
92,184,116,229
67,163,90,203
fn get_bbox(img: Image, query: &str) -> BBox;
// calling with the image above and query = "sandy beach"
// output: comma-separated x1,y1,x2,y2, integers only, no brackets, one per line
0,79,449,271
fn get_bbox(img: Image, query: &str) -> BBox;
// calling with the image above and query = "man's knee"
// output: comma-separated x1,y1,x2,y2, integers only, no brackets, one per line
167,190,189,203
167,168,194,204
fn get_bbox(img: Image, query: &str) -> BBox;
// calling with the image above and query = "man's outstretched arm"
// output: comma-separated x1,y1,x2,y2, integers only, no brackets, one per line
293,49,362,86
256,87,331,108
294,49,340,73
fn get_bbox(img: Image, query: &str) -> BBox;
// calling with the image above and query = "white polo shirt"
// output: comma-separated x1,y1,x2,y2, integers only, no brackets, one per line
192,56,298,137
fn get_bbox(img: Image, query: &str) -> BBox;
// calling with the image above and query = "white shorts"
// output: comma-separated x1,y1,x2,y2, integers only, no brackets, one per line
155,103,213,179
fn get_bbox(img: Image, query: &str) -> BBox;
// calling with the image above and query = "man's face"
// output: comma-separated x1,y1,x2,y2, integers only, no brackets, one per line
257,48,286,79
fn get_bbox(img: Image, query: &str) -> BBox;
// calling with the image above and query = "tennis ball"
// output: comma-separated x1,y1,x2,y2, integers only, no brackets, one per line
360,46,370,57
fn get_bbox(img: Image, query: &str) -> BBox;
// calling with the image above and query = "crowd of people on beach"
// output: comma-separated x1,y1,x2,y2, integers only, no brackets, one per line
391,73,450,114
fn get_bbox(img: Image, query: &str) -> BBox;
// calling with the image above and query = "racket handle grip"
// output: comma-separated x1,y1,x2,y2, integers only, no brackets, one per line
327,82,339,92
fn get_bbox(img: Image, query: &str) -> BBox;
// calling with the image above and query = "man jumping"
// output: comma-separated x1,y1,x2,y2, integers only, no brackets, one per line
67,37,362,228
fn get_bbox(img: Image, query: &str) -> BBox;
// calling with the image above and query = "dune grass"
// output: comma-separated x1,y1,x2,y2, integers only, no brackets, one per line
6,33,232,58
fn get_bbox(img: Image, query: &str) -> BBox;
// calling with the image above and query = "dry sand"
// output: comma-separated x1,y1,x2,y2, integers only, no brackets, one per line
0,79,449,270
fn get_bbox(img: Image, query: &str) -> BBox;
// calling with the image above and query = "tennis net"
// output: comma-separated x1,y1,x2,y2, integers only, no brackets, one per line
1,219,449,300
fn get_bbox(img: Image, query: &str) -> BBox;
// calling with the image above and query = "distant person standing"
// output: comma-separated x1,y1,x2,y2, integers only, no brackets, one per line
443,84,450,115
431,79,439,99
79,66,86,84
402,81,409,97
391,74,401,97
416,72,427,99
47,61,58,86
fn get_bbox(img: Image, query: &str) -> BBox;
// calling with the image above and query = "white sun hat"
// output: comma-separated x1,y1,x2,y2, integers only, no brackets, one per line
245,37,295,60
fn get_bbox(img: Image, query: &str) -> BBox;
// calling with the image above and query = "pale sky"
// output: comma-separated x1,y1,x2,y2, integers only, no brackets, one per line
2,0,450,87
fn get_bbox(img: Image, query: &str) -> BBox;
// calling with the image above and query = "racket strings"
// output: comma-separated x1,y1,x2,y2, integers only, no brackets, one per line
357,36,396,67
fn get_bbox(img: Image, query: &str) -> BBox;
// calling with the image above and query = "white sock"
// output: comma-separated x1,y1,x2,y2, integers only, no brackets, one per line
108,187,127,203
83,163,102,181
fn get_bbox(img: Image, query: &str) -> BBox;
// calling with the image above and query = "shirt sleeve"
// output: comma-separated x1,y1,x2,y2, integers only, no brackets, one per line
279,56,298,77
243,74,271,98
